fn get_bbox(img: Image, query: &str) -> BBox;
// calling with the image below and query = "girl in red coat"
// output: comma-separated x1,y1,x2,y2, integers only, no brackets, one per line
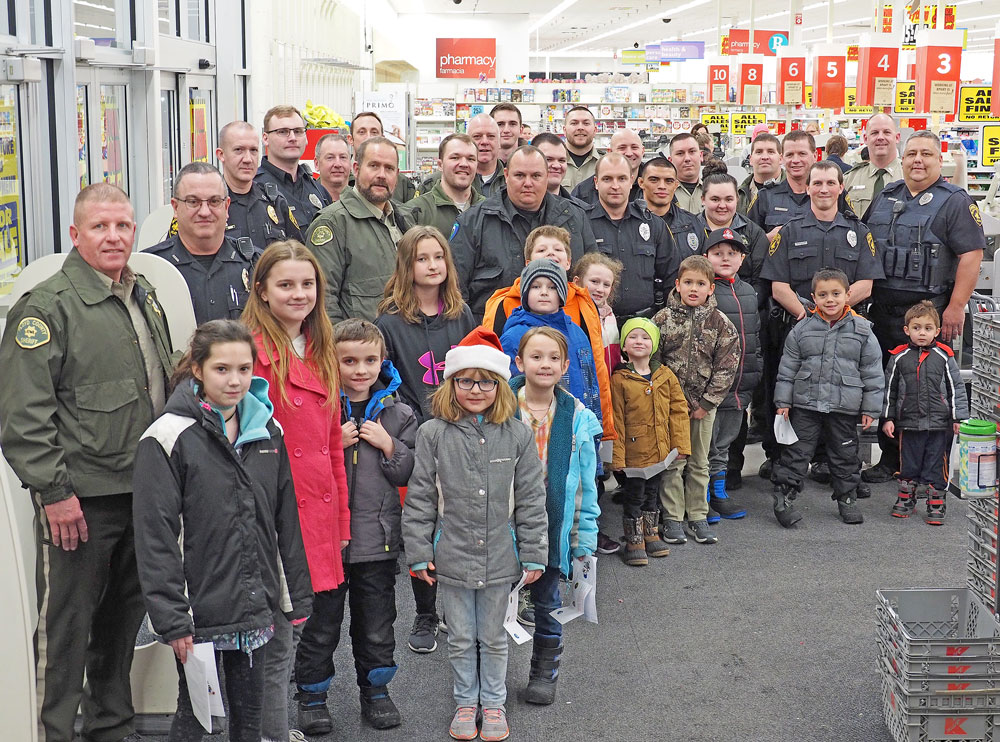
242,240,348,742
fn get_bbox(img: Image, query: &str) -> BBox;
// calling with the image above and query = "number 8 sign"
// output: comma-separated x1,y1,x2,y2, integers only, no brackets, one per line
738,63,764,105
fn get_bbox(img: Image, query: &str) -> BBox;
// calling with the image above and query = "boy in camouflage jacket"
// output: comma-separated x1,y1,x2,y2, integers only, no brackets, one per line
652,255,740,545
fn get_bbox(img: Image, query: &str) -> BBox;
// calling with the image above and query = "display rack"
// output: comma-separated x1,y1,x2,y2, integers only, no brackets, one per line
413,97,456,176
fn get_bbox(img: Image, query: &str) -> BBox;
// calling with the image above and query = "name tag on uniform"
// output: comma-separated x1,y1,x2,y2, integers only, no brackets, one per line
851,184,866,190
794,241,808,246
775,207,788,212
595,238,604,243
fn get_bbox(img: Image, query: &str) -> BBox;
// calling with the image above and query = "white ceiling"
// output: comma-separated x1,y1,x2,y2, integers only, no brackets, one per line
388,0,999,55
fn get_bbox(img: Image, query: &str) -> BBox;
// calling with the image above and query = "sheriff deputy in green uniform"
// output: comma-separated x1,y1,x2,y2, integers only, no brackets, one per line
404,132,484,240
0,183,174,742
306,135,416,323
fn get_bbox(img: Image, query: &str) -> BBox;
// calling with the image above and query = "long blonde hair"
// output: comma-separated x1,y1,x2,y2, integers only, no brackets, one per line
378,225,466,324
431,370,516,424
241,240,339,407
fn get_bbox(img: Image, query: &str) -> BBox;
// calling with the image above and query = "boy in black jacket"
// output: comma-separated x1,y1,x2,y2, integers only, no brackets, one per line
882,301,969,524
295,319,417,733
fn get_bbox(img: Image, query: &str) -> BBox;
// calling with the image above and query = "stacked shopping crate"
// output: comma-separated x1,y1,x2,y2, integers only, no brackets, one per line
972,312,1000,422
876,588,1000,742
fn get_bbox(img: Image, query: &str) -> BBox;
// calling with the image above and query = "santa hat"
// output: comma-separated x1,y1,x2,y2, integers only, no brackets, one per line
443,326,512,381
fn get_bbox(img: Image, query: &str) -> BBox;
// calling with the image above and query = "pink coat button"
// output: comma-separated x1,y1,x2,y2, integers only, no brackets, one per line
293,448,303,457
298,498,306,508
321,446,329,455
293,397,303,406
323,493,332,503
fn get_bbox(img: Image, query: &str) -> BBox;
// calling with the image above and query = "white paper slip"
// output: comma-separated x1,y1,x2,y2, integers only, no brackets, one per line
503,572,532,644
773,413,799,445
622,448,678,480
184,642,225,732
599,439,614,465
550,554,599,625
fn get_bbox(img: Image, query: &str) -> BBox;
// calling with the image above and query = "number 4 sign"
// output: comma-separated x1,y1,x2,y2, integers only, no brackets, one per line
857,41,899,107
915,29,964,114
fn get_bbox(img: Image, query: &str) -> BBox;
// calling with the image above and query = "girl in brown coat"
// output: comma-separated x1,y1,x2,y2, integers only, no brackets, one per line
610,317,691,565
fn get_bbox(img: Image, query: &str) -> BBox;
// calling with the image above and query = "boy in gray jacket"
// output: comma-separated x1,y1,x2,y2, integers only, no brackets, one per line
772,269,883,527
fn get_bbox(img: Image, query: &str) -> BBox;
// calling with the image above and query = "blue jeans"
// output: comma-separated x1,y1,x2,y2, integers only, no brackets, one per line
530,566,562,640
438,582,510,707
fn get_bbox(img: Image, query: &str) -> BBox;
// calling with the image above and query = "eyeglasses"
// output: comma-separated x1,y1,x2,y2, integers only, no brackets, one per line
176,196,227,210
455,377,499,392
267,127,306,137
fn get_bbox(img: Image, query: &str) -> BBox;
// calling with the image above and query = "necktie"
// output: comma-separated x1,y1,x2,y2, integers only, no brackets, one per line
873,168,886,199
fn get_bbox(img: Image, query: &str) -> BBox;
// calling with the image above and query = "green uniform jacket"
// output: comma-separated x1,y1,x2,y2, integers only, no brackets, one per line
404,181,485,241
346,173,416,204
0,249,174,504
305,187,416,323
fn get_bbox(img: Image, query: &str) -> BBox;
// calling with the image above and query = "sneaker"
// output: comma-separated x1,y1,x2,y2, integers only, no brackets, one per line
439,614,448,633
925,485,946,525
809,461,832,483
661,519,687,544
596,531,621,554
289,731,307,742
685,519,719,544
836,493,864,524
758,459,773,480
479,706,510,741
408,613,439,653
449,706,479,741
516,589,535,628
862,460,896,483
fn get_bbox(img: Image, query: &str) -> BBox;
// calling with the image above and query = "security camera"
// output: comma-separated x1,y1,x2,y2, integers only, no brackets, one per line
633,42,640,49
453,0,462,4
662,17,671,23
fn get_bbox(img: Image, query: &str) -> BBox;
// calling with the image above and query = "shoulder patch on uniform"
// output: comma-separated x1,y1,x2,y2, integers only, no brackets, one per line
768,231,781,257
450,222,460,240
971,203,983,227
288,209,299,228
310,225,333,246
866,231,876,257
14,317,50,349
167,217,178,237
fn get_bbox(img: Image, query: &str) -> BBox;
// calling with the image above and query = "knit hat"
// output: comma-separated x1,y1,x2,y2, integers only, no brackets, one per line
704,227,749,254
521,259,568,307
620,317,660,354
443,326,512,380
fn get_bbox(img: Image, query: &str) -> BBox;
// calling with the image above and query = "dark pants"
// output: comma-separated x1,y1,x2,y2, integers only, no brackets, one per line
772,409,861,497
870,302,911,471
32,492,145,742
411,574,437,616
761,311,792,461
622,473,663,519
170,649,263,742
529,566,563,640
729,412,749,475
295,559,397,688
900,429,952,489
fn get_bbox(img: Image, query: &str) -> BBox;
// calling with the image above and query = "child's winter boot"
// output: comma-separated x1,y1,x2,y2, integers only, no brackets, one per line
891,480,917,518
709,471,747,519
925,484,946,525
640,510,671,557
622,517,648,566
524,633,562,705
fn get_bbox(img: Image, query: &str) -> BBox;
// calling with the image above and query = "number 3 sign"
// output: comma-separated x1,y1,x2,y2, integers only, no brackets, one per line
915,30,963,114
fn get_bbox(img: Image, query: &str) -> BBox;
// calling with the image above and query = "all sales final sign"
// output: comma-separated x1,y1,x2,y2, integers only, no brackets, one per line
437,38,497,79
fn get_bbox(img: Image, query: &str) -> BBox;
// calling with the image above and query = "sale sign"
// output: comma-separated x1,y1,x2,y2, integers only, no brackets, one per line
778,56,806,105
700,112,730,133
914,30,963,114
436,38,497,79
983,125,1000,167
708,65,730,103
813,55,846,110
738,62,764,105
857,42,899,107
992,38,1000,117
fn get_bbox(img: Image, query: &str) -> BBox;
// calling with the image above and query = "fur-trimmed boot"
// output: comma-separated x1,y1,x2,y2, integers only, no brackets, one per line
640,511,671,557
622,517,648,566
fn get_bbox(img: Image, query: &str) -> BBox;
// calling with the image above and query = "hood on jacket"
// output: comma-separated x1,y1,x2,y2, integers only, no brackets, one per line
340,358,403,423
505,305,576,335
172,376,275,448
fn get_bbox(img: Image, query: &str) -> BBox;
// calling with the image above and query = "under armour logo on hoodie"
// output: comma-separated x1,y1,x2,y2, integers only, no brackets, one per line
418,350,446,385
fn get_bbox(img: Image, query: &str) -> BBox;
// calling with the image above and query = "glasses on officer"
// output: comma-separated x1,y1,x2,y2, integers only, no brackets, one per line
454,377,499,392
175,195,228,210
267,127,306,138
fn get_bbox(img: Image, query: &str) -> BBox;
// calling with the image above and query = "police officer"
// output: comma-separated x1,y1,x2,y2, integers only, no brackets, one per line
417,114,506,199
306,135,416,323
638,157,704,257
666,132,704,212
314,131,352,202
561,106,599,189
571,128,645,206
737,132,783,215
844,113,903,220
255,104,332,226
147,162,262,324
405,133,484,239
490,102,524,164
0,183,173,742
749,129,854,241
862,129,986,483
584,153,676,319
348,111,416,203
532,132,580,202
216,120,302,248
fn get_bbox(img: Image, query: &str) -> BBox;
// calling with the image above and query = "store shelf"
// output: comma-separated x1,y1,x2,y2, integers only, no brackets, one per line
414,116,455,123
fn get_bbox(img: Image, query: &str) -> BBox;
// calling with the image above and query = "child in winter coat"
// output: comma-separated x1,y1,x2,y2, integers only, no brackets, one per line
241,241,349,742
133,320,312,742
375,225,476,656
510,326,602,705
611,317,690,566
772,269,883,527
293,319,416,733
572,252,624,387
500,260,604,435
703,228,762,522
653,255,740,547
402,327,548,742
882,300,969,524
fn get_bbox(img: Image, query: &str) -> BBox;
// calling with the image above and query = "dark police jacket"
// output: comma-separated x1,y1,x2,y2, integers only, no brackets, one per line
585,199,677,317
748,180,855,234
226,180,303,248
255,158,331,227
451,190,597,317
146,234,262,324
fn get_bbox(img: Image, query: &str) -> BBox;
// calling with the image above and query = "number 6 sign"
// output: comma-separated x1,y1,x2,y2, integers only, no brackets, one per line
778,56,806,105
813,54,846,109
915,30,963,114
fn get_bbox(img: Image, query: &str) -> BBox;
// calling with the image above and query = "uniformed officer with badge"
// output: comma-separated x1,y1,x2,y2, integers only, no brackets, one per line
0,183,174,742
638,156,704,256
584,153,677,319
306,135,416,323
749,129,855,240
254,104,332,227
861,129,986,483
216,120,302,247
146,162,262,324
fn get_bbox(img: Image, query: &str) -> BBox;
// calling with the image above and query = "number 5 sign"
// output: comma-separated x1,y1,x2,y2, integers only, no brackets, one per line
813,54,846,110
778,56,806,105
915,30,964,114
708,65,729,103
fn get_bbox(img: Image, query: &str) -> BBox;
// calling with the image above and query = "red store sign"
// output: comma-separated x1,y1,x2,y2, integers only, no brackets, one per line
436,38,497,79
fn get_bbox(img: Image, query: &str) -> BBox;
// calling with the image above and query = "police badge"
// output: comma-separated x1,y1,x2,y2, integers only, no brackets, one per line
309,193,322,208
847,230,857,247
639,223,650,241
